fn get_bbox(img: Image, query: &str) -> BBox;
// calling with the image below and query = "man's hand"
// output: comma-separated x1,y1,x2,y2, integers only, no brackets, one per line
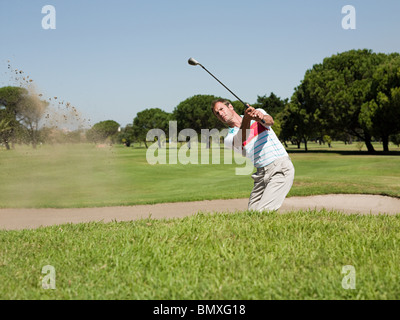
237,105,275,149
244,106,274,126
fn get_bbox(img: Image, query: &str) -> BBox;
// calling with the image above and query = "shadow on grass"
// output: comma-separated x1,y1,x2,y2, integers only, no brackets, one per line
287,149,400,156
122,143,400,155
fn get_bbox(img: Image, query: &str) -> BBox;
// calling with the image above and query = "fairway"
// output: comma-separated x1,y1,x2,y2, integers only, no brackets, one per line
0,143,399,208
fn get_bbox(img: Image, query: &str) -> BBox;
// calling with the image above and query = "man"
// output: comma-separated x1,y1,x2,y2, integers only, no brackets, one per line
211,98,295,212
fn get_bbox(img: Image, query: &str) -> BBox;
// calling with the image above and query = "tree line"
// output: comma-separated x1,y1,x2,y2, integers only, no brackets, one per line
1,49,399,152
123,49,400,153
282,49,400,152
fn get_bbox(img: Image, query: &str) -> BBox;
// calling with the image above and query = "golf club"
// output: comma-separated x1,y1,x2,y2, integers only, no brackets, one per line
188,57,266,124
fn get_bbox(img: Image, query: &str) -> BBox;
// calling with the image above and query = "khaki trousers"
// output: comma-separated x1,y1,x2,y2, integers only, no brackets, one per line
248,156,295,212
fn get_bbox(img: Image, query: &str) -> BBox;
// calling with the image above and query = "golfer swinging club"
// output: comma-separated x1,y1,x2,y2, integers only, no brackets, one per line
212,99,295,212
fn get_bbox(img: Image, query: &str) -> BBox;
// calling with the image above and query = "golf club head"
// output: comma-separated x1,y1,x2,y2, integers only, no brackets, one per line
188,57,200,66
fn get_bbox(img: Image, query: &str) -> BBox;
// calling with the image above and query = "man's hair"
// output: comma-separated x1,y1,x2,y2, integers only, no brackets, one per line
211,98,231,115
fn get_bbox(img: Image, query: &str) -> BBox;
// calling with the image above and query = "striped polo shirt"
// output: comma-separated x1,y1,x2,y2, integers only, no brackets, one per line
224,109,288,168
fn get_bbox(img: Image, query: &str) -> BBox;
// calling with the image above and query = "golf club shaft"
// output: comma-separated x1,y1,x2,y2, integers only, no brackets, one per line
199,65,248,108
189,58,266,125
200,65,267,124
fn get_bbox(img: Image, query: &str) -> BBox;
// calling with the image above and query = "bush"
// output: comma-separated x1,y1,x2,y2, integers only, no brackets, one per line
390,134,400,147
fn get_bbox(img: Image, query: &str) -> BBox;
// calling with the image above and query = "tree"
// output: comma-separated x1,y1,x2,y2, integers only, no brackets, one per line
132,108,170,148
280,81,324,151
172,95,226,148
390,133,400,147
323,135,332,148
0,118,12,135
359,53,400,152
86,120,120,144
289,49,387,153
0,87,26,149
230,100,246,117
16,94,48,148
117,124,135,147
280,102,314,151
252,92,288,117
0,86,48,149
172,94,225,131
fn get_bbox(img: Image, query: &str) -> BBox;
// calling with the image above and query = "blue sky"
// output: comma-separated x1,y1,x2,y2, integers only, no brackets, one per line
1,0,399,127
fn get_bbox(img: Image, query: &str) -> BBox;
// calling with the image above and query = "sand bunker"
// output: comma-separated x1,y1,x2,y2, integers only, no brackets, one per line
0,194,399,230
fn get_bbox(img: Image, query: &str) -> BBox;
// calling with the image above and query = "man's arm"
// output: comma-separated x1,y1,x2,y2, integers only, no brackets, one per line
241,106,274,141
246,107,274,126
233,106,274,149
240,111,252,147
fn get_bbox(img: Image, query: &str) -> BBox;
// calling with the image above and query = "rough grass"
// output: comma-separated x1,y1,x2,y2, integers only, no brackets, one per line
1,210,399,300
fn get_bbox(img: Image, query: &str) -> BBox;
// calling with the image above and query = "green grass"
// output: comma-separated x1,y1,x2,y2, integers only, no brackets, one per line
1,210,399,299
1,142,400,300
0,142,399,208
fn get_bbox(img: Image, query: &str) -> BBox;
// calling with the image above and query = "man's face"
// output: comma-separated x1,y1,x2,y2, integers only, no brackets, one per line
213,102,235,124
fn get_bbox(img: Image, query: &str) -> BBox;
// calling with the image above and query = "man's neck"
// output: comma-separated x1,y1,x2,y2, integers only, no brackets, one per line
227,113,243,128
